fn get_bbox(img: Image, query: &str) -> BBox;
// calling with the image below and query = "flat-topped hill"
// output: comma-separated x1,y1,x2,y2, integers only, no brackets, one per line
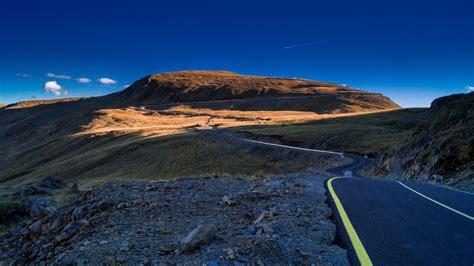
107,71,400,112
0,70,401,187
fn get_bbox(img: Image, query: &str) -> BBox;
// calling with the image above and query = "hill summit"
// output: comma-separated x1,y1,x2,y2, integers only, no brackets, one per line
107,71,400,112
0,70,400,187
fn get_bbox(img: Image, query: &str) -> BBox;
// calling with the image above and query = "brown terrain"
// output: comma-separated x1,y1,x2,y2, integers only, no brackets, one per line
1,71,472,264
0,71,399,187
2,98,82,110
0,71,399,264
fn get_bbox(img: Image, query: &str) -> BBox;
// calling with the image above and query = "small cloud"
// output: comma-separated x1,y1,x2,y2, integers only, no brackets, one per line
44,81,66,96
465,86,474,92
46,73,71,79
16,73,32,78
98,77,117,85
339,84,347,87
122,84,130,89
76,77,92,84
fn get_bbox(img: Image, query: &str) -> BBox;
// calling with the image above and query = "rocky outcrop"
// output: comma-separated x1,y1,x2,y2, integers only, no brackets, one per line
1,175,348,265
0,177,78,231
374,92,474,189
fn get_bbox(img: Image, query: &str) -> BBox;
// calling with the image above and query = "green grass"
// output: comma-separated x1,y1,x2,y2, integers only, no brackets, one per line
230,108,428,156
1,108,427,189
2,131,339,188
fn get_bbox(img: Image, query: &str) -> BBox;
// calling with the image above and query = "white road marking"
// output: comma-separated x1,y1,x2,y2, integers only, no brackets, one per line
230,135,344,156
429,183,474,195
397,181,474,220
225,133,474,221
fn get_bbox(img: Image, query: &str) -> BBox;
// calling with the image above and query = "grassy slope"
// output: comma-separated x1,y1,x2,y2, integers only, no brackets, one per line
375,93,474,187
231,108,428,156
0,71,400,187
2,98,81,109
1,131,340,188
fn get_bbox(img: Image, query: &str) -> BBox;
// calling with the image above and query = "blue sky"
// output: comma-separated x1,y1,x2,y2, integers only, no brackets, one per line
0,0,473,107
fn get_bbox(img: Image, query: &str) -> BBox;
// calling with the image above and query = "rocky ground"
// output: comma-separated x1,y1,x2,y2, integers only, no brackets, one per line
1,174,348,265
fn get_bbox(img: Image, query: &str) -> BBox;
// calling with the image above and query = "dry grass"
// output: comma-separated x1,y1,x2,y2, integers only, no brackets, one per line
1,104,360,188
0,70,402,188
2,98,81,109
2,131,341,189
75,105,396,139
231,108,428,156
0,103,411,188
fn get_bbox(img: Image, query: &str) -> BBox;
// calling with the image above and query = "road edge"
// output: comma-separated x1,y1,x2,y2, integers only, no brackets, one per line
327,177,373,266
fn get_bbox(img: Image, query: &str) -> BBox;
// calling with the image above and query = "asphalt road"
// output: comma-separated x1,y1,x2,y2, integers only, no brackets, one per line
223,133,474,265
327,156,474,266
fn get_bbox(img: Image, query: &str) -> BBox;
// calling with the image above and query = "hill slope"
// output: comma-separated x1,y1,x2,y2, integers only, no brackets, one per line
374,92,474,188
2,98,82,110
0,71,399,187
106,71,399,112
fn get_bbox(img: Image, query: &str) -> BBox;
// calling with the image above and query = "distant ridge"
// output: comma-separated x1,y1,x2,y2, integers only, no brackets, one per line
3,98,82,109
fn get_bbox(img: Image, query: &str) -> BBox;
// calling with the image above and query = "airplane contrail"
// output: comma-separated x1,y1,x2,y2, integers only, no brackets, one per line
284,40,328,50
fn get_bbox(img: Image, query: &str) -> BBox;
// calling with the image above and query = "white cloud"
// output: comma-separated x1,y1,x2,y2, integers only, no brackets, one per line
44,81,65,96
122,84,130,89
16,73,32,78
465,86,474,92
46,73,71,79
76,77,92,84
98,77,117,85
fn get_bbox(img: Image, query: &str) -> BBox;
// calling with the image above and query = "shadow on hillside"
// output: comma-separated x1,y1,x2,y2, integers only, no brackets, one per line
220,108,428,157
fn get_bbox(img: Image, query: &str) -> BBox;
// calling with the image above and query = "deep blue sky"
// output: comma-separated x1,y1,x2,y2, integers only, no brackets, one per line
1,0,473,107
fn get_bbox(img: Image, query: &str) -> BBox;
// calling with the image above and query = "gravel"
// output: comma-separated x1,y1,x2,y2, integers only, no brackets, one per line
1,174,348,265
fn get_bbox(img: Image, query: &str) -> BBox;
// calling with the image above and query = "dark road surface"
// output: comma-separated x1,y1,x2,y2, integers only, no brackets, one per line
222,133,474,265
327,155,474,266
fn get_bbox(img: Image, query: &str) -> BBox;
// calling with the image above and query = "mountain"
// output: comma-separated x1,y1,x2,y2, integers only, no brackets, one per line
105,71,400,112
0,71,399,187
374,92,474,188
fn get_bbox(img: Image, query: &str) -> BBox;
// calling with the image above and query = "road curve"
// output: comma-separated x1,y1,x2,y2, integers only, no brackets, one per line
327,156,474,266
220,132,474,265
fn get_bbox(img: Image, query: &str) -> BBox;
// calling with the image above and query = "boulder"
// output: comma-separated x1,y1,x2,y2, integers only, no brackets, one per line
180,224,216,253
25,196,56,218
222,195,239,206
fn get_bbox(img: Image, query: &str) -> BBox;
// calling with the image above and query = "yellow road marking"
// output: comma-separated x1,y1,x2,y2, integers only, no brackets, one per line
327,177,373,266
397,181,474,220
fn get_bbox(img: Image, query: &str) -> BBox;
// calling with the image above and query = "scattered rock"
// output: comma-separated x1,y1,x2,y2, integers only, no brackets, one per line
25,196,56,218
222,195,239,206
159,244,176,255
256,223,274,236
119,240,130,252
1,175,348,265
223,247,236,260
180,224,216,253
